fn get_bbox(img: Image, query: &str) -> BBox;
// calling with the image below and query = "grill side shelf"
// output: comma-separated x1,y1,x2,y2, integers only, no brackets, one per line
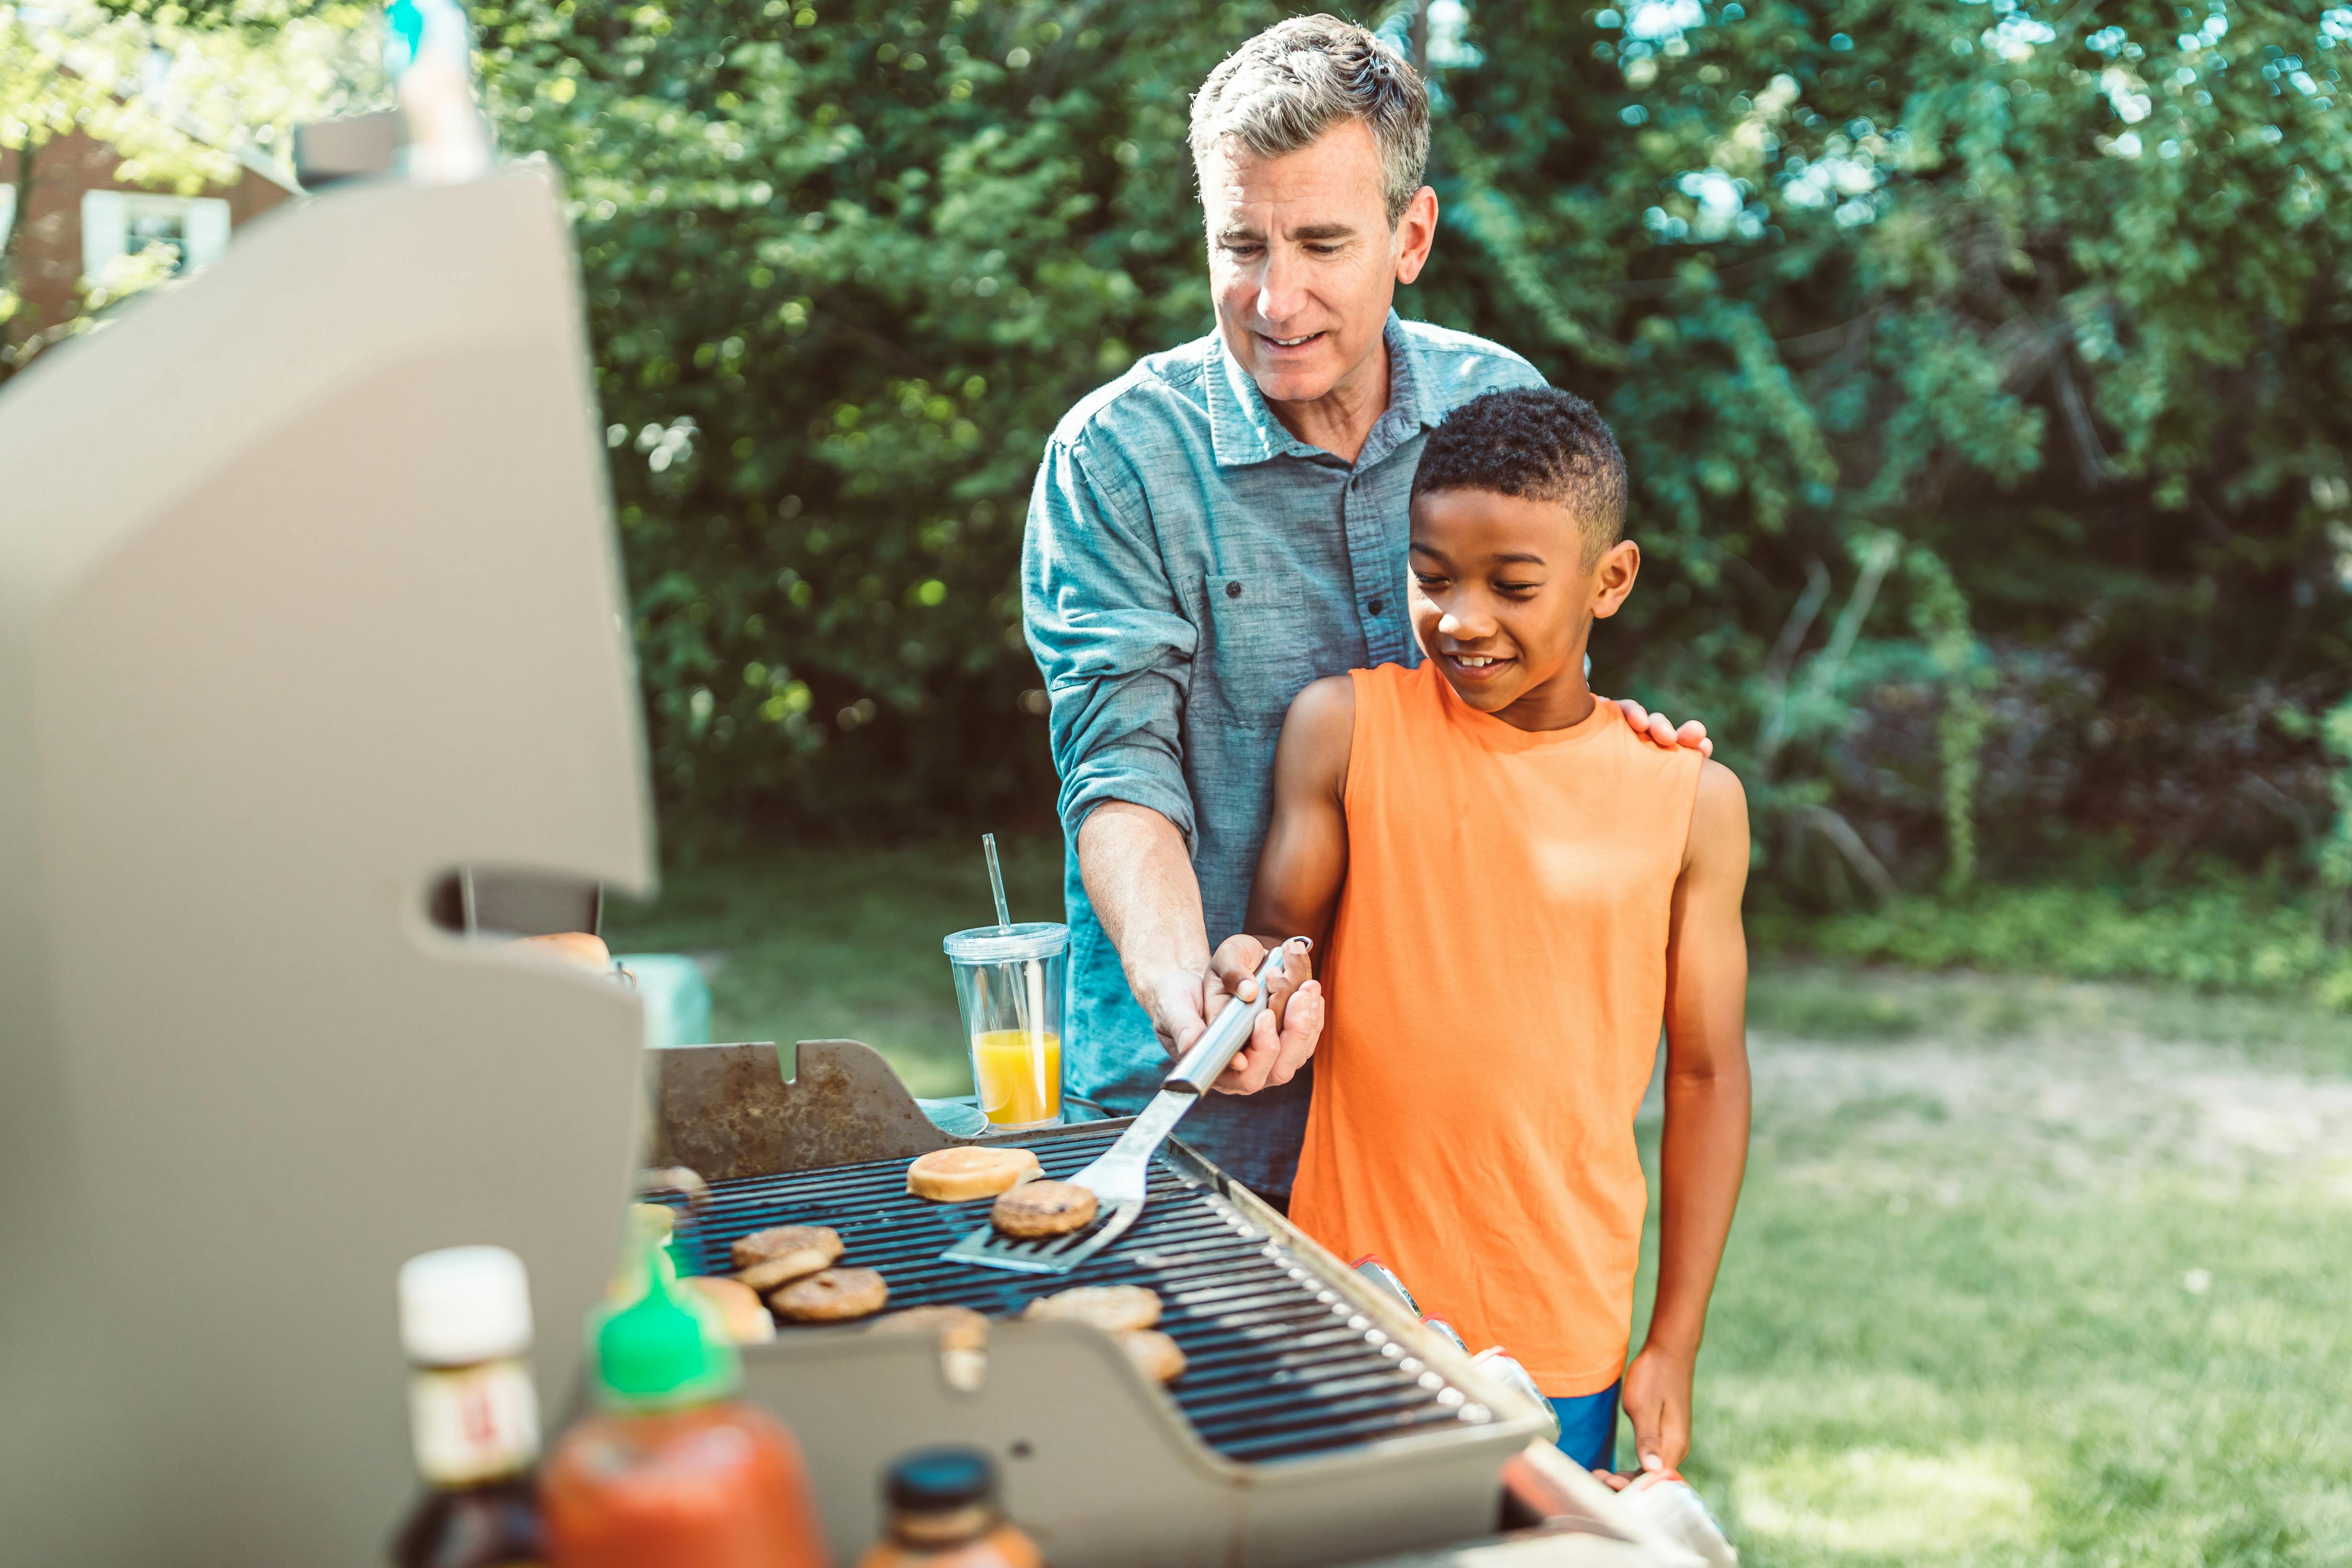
667,1123,1492,1465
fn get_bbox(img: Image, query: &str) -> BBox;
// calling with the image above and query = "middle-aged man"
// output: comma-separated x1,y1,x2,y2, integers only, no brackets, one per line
1020,16,1706,1207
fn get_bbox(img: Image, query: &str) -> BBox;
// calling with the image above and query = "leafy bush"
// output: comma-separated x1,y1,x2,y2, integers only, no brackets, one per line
459,0,1286,829
461,0,2352,880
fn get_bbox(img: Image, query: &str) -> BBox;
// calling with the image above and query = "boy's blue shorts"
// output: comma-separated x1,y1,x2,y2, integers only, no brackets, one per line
1550,1382,1620,1472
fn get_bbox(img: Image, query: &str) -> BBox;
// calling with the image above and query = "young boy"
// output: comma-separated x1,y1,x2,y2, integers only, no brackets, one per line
1241,387,1751,1481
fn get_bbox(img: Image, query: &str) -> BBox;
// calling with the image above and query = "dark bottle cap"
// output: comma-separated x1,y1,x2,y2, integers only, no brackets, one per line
885,1446,997,1513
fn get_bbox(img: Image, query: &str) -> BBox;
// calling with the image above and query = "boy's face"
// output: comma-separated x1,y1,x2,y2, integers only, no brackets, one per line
1408,487,1640,721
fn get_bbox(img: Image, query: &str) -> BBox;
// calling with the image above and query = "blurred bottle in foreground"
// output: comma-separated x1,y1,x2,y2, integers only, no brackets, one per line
857,1449,1040,1568
541,1254,829,1568
384,0,492,182
1616,1470,1739,1567
393,1246,546,1568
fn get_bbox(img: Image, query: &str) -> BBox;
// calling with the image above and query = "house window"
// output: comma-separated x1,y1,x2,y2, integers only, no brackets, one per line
80,191,231,288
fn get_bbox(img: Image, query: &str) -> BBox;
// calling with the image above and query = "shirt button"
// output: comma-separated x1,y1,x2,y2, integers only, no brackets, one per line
1225,581,1243,599
1366,597,1385,615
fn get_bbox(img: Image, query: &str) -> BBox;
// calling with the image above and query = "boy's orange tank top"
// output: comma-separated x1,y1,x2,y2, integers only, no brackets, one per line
1289,661,1704,1397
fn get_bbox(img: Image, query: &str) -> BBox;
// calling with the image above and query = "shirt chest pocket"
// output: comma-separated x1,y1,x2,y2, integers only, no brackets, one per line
1193,572,1310,731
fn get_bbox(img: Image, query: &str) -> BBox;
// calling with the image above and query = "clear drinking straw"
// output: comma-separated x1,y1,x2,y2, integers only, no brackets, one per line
982,832,1013,932
980,833,1051,1119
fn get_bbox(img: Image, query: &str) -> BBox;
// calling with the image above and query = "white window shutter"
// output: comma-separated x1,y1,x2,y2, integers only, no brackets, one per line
185,198,231,269
0,185,16,252
82,190,130,282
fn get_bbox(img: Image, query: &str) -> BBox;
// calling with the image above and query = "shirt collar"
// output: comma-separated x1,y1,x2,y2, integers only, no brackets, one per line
1206,310,1429,469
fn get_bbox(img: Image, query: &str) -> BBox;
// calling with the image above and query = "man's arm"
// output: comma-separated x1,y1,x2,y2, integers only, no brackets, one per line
1618,759,1751,1480
1024,436,1311,1078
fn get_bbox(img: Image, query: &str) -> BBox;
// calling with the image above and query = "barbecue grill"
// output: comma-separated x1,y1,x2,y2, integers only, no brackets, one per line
650,1039,1560,1567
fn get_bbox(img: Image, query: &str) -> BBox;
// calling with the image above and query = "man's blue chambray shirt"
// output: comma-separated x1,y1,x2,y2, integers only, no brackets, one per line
1020,312,1545,1198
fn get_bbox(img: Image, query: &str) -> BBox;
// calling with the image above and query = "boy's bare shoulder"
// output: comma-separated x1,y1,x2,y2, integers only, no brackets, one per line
1274,675,1357,796
1282,674,1357,736
1695,757,1746,810
1687,758,1750,869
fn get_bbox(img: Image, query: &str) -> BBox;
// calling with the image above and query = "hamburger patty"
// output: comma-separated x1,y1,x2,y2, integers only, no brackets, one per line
730,1224,842,1291
769,1266,889,1322
990,1179,1098,1238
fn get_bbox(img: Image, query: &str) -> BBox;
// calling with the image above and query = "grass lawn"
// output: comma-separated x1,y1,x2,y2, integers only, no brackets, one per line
610,838,2352,1566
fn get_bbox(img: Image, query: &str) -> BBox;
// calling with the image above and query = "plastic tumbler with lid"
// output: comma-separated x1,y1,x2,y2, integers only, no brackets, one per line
941,923,1067,1130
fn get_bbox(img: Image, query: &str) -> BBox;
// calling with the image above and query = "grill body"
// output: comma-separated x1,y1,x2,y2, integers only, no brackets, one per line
687,1120,1548,1567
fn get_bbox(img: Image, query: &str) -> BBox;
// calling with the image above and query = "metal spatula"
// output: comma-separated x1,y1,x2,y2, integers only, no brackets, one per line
942,937,1309,1275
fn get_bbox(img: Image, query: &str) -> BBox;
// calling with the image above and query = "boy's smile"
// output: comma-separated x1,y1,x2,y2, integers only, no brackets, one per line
1408,488,1641,732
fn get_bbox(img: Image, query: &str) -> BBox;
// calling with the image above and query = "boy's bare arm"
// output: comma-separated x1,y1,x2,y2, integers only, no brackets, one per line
1244,675,1354,946
1619,758,1752,1479
1215,675,1355,1095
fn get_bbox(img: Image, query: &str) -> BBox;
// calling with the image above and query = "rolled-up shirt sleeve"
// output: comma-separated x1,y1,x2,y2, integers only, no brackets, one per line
1021,433,1198,849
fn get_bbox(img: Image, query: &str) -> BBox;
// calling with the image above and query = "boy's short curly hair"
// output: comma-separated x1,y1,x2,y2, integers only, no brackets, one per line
1411,387,1627,566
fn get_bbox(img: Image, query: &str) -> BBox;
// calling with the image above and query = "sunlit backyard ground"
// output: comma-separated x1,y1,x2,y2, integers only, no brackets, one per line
610,839,2352,1567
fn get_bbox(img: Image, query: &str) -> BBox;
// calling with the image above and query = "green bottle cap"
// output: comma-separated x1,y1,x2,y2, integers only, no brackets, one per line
590,1266,741,1411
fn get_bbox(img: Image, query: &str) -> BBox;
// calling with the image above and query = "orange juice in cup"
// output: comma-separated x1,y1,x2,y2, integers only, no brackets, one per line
942,923,1067,1130
969,1028,1062,1126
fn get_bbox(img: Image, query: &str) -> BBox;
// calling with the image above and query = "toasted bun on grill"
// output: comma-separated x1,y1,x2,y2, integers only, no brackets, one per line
990,1180,1098,1238
637,1164,711,1210
605,1204,686,1300
514,931,610,969
731,1225,843,1291
1024,1284,1162,1333
869,1304,989,1353
1120,1329,1186,1385
769,1266,890,1322
686,1276,776,1344
906,1145,1043,1202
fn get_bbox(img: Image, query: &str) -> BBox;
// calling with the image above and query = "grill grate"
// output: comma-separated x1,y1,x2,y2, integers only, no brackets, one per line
671,1123,1491,1464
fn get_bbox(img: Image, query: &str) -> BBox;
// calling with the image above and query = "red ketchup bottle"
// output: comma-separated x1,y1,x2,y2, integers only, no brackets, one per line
541,1267,830,1568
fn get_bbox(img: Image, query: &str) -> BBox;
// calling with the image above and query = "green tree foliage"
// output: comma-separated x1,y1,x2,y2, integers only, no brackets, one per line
458,0,1285,826
1408,0,2352,902
118,1,2352,924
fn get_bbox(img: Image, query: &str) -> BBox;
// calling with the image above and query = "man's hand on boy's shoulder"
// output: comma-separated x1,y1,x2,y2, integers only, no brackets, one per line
1610,696,1713,758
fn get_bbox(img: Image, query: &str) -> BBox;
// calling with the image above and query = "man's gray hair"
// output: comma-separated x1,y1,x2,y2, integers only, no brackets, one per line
1189,15,1431,226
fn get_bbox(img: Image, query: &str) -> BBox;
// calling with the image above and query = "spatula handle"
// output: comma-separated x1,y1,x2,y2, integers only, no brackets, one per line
1166,938,1310,1094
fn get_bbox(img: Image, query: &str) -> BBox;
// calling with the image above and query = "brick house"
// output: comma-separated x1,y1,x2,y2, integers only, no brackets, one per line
1,105,300,344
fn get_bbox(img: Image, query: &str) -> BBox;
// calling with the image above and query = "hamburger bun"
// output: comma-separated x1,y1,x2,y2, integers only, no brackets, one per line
513,931,610,969
686,1276,776,1344
1120,1329,1186,1384
1023,1284,1162,1334
907,1145,1044,1202
869,1304,989,1353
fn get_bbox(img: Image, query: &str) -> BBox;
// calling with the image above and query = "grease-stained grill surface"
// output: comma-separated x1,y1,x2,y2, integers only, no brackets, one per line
666,1123,1494,1464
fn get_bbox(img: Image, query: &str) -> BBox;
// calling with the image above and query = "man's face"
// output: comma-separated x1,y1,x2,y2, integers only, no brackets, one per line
1198,119,1434,408
1407,487,1639,718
